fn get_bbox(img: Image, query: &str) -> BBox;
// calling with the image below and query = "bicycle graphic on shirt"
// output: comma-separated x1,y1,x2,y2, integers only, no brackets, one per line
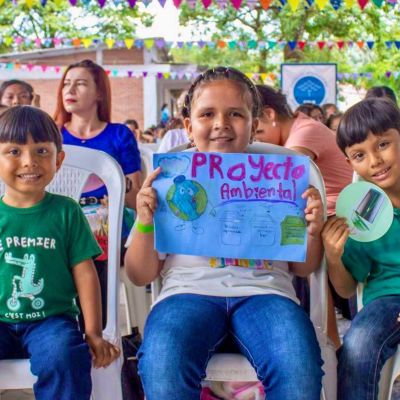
5,252,45,311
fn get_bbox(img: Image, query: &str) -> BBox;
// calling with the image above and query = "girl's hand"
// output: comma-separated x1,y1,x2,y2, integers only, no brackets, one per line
322,217,350,262
85,333,121,369
302,187,324,237
136,167,162,225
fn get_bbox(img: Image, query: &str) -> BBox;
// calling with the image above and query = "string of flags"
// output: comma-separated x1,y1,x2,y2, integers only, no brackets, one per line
2,36,400,51
0,0,399,11
1,61,399,81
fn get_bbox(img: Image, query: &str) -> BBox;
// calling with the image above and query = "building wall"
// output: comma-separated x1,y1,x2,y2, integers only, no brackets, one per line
21,77,144,129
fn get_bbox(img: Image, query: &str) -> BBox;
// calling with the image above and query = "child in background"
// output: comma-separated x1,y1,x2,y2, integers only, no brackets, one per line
0,106,120,400
125,67,324,400
322,97,400,399
0,79,40,107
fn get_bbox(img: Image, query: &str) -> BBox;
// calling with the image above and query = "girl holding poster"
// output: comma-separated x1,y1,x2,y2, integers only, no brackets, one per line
125,67,325,400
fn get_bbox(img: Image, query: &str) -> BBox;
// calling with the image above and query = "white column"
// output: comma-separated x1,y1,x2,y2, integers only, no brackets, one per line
143,74,158,128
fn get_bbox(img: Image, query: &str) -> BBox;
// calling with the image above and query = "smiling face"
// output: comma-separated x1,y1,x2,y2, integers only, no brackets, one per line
184,80,257,153
0,135,64,207
62,67,99,116
345,129,400,199
1,84,32,107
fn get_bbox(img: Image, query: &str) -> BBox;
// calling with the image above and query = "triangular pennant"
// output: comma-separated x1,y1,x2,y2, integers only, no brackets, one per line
158,0,167,6
268,40,277,49
386,71,392,79
394,41,400,49
54,0,63,5
217,40,227,48
305,0,313,6
337,40,345,49
98,0,106,6
4,37,13,46
230,0,242,8
26,0,35,8
371,0,383,6
245,73,253,80
288,41,297,50
112,69,118,77
53,38,62,46
228,40,237,49
260,73,267,82
247,40,257,49
135,39,144,48
163,72,171,79
127,0,136,6
358,0,368,8
260,0,272,7
287,0,300,10
201,0,212,7
344,0,354,6
385,41,393,49
82,38,93,48
155,38,165,49
366,41,374,49
297,41,306,50
157,72,163,79
197,41,206,48
105,38,115,49
41,65,48,72
330,0,341,9
105,69,111,76
187,0,197,6
172,0,182,5
317,41,325,50
69,0,77,5
27,64,34,71
142,0,152,5
356,41,364,49
315,0,328,8
55,66,61,73
72,38,81,47
124,38,134,49
14,63,21,70
127,71,133,78
15,37,23,45
269,72,276,81
144,39,154,49
0,0,6,5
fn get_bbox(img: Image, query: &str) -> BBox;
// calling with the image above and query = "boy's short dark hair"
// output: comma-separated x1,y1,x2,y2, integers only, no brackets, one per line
337,98,400,154
0,106,62,152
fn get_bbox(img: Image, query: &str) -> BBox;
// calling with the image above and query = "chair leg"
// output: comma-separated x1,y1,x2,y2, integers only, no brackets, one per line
378,356,395,400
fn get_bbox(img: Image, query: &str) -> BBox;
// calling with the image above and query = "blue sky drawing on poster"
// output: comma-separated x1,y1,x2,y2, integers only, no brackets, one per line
153,152,310,262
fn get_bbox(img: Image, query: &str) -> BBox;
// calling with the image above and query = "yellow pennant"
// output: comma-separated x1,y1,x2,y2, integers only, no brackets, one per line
82,38,93,48
245,73,253,80
344,0,354,6
144,39,155,49
163,72,171,79
105,38,115,49
287,0,300,11
315,0,328,8
54,0,63,5
0,0,5,6
26,0,35,8
260,73,268,82
4,37,13,46
124,38,134,49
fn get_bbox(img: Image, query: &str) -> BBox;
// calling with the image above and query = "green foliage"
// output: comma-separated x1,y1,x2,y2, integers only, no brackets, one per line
0,0,152,52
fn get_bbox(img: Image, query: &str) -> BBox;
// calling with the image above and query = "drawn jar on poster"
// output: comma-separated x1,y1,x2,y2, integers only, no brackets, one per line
251,212,276,246
220,211,243,246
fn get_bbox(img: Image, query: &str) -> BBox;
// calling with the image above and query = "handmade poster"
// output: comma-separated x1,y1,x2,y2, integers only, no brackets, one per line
153,152,310,261
336,182,393,242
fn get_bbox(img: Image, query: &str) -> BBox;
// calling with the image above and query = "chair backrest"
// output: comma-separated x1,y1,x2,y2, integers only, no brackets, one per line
154,142,328,335
0,144,125,339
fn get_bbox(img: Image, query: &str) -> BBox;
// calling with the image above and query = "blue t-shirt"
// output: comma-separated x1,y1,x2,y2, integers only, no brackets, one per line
62,123,141,238
62,123,141,199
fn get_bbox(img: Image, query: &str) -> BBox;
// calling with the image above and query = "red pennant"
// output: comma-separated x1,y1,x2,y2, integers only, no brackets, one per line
337,41,345,50
358,0,368,8
230,0,242,8
317,41,325,50
297,41,306,50
201,0,212,7
172,0,182,6
105,70,111,75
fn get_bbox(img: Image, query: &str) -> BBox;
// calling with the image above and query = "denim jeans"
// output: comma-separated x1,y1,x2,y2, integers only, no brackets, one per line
0,315,92,400
338,295,400,400
138,293,323,400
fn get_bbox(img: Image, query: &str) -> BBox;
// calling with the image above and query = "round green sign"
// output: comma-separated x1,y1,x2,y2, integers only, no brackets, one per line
336,182,393,242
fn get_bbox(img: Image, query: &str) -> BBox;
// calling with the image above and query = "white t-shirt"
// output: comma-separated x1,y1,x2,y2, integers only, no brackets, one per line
155,253,298,305
157,129,189,153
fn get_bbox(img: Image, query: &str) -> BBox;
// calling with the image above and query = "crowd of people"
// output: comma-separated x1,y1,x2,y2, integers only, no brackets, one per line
0,60,399,400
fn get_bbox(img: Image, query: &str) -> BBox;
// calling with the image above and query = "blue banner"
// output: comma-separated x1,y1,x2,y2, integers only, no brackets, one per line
153,152,310,261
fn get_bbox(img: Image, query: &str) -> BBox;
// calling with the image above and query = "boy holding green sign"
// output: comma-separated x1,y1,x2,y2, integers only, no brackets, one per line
322,97,400,399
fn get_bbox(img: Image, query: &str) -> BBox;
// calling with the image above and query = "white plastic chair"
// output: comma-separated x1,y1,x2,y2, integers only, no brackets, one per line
0,145,125,400
151,142,336,400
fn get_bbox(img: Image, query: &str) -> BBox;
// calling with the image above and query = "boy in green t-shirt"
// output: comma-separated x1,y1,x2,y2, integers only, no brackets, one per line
322,97,400,400
0,106,120,400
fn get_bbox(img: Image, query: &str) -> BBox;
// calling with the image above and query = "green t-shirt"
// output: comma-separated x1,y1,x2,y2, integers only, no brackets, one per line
0,193,102,323
342,208,400,306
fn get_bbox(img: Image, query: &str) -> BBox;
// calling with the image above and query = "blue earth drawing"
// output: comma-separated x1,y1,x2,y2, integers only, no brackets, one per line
166,175,208,221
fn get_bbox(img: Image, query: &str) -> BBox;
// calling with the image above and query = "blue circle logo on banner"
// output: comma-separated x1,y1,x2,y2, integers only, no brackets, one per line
293,76,326,105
